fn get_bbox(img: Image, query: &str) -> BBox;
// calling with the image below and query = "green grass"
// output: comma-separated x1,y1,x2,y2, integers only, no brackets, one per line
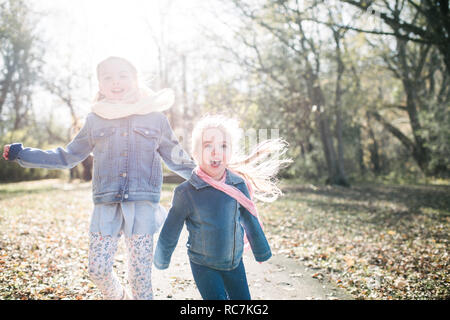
0,180,62,199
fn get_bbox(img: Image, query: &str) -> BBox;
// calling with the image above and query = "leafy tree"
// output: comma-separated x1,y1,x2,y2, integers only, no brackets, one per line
340,0,450,74
338,0,450,176
202,0,354,185
0,0,43,131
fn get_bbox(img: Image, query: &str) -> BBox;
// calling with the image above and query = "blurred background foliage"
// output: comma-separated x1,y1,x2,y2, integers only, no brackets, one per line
0,0,448,184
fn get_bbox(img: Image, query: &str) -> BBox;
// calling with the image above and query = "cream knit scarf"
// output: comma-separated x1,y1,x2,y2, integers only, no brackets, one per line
91,86,175,120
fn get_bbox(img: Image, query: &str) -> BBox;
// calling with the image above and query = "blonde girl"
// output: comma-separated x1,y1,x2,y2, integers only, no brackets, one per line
3,56,196,300
154,114,291,300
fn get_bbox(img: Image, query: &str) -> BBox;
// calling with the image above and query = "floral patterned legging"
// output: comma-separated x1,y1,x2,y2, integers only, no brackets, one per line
88,232,154,300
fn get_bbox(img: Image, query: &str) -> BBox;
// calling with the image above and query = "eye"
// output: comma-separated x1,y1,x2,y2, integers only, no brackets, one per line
203,143,212,150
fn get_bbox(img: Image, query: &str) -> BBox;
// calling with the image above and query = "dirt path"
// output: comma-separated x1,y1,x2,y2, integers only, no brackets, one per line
151,228,352,300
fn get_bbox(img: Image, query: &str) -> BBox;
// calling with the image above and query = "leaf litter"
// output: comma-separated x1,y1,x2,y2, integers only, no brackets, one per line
261,182,450,299
0,179,449,300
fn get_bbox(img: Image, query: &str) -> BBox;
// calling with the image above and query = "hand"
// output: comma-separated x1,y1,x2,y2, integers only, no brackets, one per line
3,144,10,160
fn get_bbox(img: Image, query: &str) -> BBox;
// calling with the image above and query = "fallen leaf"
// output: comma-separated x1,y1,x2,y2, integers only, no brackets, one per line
344,256,355,267
394,279,408,289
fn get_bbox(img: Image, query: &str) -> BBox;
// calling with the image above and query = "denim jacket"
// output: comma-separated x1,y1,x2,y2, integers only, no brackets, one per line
7,112,196,204
154,169,272,271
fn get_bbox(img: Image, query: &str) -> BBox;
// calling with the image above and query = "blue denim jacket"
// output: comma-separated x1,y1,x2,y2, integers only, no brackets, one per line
7,112,196,204
154,169,272,271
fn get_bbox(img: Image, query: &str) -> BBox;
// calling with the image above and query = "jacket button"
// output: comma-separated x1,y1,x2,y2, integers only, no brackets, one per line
145,130,149,135
124,194,128,199
121,173,127,177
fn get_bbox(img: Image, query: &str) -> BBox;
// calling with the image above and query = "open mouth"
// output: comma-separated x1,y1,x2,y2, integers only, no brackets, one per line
210,160,222,168
111,88,124,94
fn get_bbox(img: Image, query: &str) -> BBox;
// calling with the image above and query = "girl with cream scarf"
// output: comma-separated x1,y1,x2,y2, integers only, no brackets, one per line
92,57,174,119
4,56,196,300
87,56,194,300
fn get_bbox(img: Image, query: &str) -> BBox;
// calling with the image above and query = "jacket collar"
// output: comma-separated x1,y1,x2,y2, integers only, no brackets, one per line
188,168,245,190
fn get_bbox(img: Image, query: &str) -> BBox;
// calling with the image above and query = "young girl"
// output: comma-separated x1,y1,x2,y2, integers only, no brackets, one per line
154,115,291,300
3,56,196,300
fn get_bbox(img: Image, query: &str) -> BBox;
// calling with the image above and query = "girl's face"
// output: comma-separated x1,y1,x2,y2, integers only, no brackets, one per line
97,59,137,101
198,127,232,180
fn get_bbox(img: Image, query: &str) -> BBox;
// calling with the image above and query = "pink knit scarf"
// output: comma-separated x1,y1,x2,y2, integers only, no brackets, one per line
194,167,263,250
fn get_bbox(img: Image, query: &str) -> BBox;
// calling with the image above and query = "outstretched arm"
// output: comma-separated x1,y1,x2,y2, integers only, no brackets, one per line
154,187,191,269
4,117,94,169
239,183,272,263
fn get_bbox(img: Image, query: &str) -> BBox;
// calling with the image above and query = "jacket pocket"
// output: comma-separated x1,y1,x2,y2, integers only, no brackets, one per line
133,127,159,151
92,127,116,154
92,127,116,186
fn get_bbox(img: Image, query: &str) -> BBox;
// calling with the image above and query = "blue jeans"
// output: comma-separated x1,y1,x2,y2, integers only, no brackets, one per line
189,259,251,300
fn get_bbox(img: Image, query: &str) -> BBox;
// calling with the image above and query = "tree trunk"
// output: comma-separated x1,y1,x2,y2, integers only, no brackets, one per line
355,124,366,175
366,113,381,175
369,110,433,175
311,84,349,186
333,30,348,185
181,54,191,150
396,39,432,173
403,82,431,173
0,62,14,115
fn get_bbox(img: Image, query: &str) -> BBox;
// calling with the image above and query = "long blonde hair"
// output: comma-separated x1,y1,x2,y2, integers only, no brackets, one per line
191,115,292,202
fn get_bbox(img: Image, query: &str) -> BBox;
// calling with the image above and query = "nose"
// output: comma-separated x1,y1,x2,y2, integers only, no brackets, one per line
211,145,222,157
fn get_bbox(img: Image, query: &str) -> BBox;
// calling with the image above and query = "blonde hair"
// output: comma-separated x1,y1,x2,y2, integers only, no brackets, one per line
94,56,138,102
192,114,292,202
